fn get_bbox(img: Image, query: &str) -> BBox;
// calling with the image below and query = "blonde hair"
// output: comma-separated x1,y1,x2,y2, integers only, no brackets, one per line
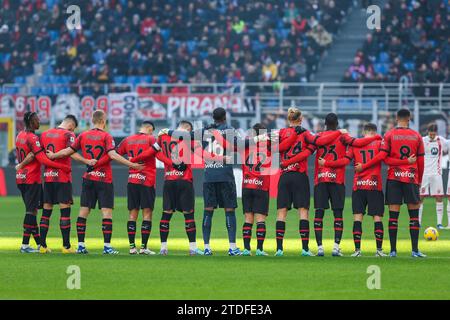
92,110,106,125
287,107,302,124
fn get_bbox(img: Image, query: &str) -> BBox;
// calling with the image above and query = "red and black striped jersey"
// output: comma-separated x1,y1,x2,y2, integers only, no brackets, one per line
158,134,193,182
381,127,425,185
71,128,115,183
117,133,157,187
347,140,383,191
15,131,44,184
40,127,75,183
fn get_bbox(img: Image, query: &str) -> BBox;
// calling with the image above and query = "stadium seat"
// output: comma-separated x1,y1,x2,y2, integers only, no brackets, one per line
378,52,390,64
404,62,415,71
3,86,20,94
113,76,126,83
160,29,171,41
14,76,26,84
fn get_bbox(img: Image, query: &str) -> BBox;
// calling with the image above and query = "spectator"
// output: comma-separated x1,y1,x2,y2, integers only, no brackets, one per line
0,0,353,84
262,58,278,82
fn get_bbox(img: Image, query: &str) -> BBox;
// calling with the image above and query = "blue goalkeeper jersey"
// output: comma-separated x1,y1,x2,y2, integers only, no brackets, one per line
202,122,236,183
168,123,237,183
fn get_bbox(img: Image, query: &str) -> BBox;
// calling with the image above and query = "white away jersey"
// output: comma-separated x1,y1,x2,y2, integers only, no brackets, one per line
423,135,448,176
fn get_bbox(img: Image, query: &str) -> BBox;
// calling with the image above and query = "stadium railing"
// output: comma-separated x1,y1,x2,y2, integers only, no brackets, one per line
2,82,448,111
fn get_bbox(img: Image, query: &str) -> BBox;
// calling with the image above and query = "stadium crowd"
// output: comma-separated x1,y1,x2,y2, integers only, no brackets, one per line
0,0,353,86
344,0,449,93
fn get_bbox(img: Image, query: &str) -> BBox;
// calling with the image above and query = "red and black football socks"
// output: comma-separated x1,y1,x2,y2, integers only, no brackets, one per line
299,219,310,251
29,214,41,246
409,209,420,252
39,208,52,247
242,222,252,250
333,209,344,245
374,221,384,251
353,221,362,250
102,218,113,244
141,220,151,249
76,217,87,243
314,209,324,246
184,213,196,243
256,221,266,251
22,213,37,245
276,220,286,251
127,220,136,247
388,211,399,252
160,212,172,243
59,207,71,249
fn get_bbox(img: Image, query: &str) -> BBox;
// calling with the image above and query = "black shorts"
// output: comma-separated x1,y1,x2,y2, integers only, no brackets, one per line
352,189,384,216
203,181,237,209
18,183,43,212
242,188,269,215
127,183,155,211
314,183,345,210
385,180,420,205
277,172,310,210
80,179,114,210
43,182,73,205
163,180,195,212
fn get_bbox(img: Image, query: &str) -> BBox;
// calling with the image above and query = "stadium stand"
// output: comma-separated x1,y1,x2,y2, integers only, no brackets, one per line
344,0,449,91
0,0,354,87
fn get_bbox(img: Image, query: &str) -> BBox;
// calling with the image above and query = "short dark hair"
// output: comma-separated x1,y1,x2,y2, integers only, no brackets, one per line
178,120,193,131
23,111,37,129
252,123,267,136
213,107,226,122
397,108,411,119
64,114,78,128
141,120,155,130
428,123,438,132
325,113,338,129
363,123,377,132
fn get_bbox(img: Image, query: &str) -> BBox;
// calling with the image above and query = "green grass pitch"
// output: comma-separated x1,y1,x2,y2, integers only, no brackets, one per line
0,196,449,300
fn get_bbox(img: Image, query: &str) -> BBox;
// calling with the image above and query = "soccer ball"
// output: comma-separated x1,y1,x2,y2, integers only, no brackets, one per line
424,227,439,241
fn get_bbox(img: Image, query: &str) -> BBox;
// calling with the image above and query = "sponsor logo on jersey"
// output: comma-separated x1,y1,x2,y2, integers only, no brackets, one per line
88,171,107,178
243,178,263,186
129,173,146,181
165,170,184,176
44,171,59,177
318,172,337,179
205,162,224,169
283,163,299,171
394,171,415,178
356,179,378,187
16,173,26,179
431,147,439,155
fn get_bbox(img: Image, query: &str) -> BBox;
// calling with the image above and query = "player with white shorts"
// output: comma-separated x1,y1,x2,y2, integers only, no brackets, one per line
419,124,449,229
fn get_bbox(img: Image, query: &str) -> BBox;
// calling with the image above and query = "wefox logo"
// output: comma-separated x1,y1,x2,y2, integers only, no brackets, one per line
356,179,377,187
244,178,263,186
88,171,106,178
205,162,224,169
16,173,26,179
284,163,299,171
165,170,184,176
318,172,337,179
129,173,146,181
44,171,59,177
394,171,415,178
